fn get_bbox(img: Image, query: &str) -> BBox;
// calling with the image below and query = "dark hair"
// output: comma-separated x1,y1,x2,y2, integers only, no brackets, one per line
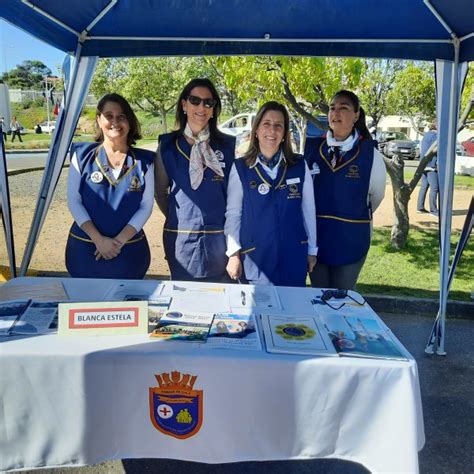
243,101,296,167
94,93,141,146
331,90,371,140
175,78,222,140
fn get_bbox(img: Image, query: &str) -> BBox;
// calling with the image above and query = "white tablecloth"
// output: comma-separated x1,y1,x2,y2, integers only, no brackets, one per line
0,277,425,473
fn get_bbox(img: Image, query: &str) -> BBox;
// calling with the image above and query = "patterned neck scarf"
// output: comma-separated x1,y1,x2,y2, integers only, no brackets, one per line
258,149,282,170
184,123,224,190
326,129,359,168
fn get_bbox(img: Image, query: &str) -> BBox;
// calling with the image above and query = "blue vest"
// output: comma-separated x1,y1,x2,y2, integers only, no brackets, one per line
304,136,374,265
159,132,235,280
65,142,154,279
235,156,308,287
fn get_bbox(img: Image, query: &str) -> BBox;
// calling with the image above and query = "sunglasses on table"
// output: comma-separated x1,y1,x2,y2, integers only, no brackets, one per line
187,95,217,109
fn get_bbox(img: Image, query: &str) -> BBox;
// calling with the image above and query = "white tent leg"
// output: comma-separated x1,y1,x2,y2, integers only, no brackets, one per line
425,54,468,355
19,54,98,276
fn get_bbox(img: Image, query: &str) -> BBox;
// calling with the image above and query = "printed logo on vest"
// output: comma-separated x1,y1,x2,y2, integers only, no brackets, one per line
258,183,270,195
345,165,360,179
287,183,301,199
90,171,103,183
214,150,225,161
128,175,142,192
149,371,203,439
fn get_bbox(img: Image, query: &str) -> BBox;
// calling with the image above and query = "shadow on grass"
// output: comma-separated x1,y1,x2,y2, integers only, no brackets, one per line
356,283,470,301
371,227,473,283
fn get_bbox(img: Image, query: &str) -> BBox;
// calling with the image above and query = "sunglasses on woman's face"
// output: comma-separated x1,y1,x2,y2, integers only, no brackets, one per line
187,95,217,109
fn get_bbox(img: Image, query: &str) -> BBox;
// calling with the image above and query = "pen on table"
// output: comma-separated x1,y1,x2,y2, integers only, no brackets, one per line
241,290,246,306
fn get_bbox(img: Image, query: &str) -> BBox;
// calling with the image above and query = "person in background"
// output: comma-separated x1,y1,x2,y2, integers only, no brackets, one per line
155,78,235,282
10,116,23,142
225,101,317,287
304,90,386,290
35,124,43,134
417,122,439,217
65,93,154,279
0,117,7,142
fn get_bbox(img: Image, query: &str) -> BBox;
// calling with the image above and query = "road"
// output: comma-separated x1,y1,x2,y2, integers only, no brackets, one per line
5,151,49,172
5,151,423,173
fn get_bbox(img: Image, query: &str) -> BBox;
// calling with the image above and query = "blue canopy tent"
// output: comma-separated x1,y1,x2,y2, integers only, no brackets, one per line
1,0,472,354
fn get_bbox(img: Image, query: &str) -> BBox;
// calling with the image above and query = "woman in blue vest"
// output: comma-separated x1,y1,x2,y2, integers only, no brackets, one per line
155,79,235,281
225,101,317,287
66,93,154,279
304,90,386,290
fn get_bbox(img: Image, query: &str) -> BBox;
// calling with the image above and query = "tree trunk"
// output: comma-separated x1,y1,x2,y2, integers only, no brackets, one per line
384,154,411,248
161,106,168,134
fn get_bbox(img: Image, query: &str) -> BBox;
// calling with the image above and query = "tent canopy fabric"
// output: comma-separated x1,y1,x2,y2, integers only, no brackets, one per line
1,0,473,61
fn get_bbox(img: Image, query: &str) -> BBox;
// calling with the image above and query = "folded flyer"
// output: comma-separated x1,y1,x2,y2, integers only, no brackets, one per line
206,313,262,350
261,314,336,356
321,313,408,360
150,310,214,342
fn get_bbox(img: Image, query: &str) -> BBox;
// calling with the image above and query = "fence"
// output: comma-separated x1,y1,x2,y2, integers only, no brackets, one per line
9,89,96,106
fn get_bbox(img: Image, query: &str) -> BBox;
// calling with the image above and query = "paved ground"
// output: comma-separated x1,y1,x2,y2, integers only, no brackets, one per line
14,312,474,474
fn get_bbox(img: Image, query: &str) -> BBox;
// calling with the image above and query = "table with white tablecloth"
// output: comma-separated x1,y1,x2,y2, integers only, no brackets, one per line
0,277,425,473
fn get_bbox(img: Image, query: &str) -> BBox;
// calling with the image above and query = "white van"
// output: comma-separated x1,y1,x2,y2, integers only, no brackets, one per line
219,112,256,137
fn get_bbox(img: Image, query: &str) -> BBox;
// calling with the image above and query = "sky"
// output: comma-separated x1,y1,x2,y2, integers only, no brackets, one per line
0,19,65,75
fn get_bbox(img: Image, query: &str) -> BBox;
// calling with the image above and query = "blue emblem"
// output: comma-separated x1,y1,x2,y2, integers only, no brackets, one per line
149,371,203,439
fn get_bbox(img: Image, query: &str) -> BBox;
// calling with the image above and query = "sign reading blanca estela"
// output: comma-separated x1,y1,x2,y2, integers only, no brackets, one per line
58,301,148,336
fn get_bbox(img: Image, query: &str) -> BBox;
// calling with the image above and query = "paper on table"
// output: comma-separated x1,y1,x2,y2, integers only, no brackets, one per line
261,314,336,356
150,310,215,342
0,300,31,335
101,281,164,302
229,285,282,311
205,313,262,350
169,284,230,312
320,313,407,360
0,282,68,302
11,301,59,335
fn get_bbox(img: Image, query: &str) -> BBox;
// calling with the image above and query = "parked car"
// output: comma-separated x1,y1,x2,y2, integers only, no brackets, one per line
461,137,474,156
377,131,417,160
413,139,421,159
219,113,255,137
39,120,56,134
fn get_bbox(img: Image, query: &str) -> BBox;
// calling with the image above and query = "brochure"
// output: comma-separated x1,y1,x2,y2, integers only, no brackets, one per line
148,297,172,332
321,313,408,360
11,301,59,335
206,313,262,350
261,314,336,356
149,310,215,342
0,300,31,335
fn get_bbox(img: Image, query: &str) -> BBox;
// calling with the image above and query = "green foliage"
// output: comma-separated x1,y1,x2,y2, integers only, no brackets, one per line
1,60,52,89
11,102,46,129
386,62,435,129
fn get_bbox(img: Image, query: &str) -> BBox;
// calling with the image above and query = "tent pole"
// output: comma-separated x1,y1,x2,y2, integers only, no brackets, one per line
437,41,460,355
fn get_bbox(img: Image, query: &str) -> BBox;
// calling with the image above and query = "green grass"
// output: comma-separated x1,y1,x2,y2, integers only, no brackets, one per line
404,168,474,189
357,227,473,301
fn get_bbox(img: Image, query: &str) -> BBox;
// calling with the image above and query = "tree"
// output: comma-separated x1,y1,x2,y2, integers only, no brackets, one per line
90,57,215,132
387,62,435,133
1,60,52,89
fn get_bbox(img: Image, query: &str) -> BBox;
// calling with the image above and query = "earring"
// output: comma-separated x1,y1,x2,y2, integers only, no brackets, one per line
184,110,187,115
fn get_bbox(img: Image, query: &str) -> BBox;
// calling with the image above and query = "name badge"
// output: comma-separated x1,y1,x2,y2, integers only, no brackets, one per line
310,163,320,175
286,177,301,185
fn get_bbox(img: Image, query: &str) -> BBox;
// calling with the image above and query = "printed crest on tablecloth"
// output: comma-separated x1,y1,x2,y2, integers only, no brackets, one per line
149,371,203,439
